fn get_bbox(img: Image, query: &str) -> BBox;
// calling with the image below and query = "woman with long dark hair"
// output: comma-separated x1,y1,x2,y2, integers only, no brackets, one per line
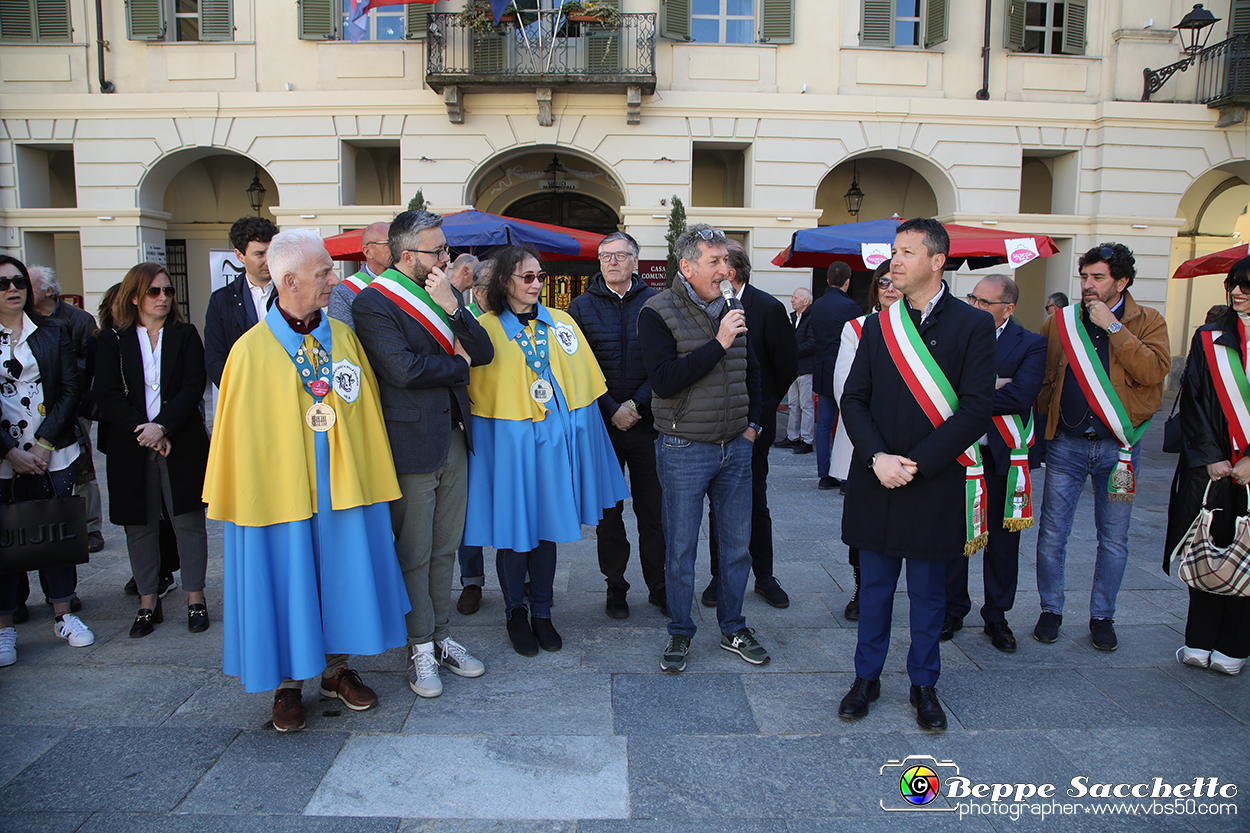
1165,255,1250,676
0,255,90,667
95,263,211,638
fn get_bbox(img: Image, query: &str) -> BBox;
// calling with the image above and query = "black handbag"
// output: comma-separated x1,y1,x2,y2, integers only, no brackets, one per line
0,473,89,574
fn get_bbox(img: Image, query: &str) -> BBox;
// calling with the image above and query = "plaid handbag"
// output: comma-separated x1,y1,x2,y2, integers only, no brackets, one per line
1171,481,1250,597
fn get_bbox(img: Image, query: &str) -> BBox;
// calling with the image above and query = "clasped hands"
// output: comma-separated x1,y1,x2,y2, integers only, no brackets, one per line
873,453,919,489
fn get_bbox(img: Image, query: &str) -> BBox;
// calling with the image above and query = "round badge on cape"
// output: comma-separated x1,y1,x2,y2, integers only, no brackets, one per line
305,402,336,433
309,379,329,398
530,378,554,404
551,322,579,355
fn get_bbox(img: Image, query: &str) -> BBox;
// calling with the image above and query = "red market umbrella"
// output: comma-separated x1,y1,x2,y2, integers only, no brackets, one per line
1171,243,1250,280
323,210,606,263
772,217,1060,271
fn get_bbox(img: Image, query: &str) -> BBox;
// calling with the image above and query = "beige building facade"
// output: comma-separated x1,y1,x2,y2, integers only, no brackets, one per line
2,0,1249,370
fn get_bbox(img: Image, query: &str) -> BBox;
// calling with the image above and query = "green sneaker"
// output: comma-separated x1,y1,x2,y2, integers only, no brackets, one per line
720,627,770,665
661,635,690,673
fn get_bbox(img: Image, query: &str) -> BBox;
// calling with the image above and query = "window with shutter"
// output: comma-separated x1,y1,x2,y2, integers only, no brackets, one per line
1060,0,1084,55
1235,0,1250,39
924,0,947,47
406,0,429,40
1,0,70,41
1004,0,1025,50
759,0,792,44
299,0,333,39
1006,1,1081,55
127,0,165,40
661,0,691,41
861,0,945,48
198,0,232,41
861,0,890,46
0,0,35,42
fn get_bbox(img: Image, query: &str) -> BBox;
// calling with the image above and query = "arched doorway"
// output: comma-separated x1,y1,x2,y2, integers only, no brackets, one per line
138,148,278,326
503,192,620,235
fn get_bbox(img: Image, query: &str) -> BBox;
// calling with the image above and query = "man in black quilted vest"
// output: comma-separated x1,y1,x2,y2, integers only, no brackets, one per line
639,224,767,674
568,232,667,621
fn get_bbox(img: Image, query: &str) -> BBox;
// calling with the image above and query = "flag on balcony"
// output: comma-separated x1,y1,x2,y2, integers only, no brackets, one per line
490,0,513,24
348,0,437,44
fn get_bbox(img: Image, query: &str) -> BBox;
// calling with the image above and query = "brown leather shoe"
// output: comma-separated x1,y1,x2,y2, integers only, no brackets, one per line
272,689,306,732
456,584,482,615
319,668,378,711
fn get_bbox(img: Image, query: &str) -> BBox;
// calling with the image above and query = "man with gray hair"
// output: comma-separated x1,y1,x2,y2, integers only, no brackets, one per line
328,220,391,329
777,286,815,454
942,274,1046,653
639,223,768,673
352,209,494,699
204,228,410,732
30,264,105,554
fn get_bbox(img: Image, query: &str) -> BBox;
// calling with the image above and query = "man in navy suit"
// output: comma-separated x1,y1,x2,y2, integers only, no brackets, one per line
942,275,1047,653
204,216,278,387
352,210,494,700
808,262,864,490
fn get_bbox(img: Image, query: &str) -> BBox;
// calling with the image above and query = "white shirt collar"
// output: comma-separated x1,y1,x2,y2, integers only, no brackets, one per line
1,313,37,347
917,283,945,324
995,319,1009,339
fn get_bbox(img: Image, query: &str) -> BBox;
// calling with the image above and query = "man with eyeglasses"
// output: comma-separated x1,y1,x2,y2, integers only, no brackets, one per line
1044,291,1068,318
352,209,495,699
1033,243,1169,652
328,221,391,330
567,232,667,620
205,216,279,387
639,224,769,673
941,275,1046,654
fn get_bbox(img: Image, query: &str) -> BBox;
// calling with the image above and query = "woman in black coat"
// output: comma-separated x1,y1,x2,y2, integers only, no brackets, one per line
0,255,92,666
1165,256,1250,676
95,263,210,638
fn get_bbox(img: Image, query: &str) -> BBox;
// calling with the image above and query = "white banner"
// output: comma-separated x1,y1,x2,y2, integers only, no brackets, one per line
861,243,891,270
1005,238,1040,269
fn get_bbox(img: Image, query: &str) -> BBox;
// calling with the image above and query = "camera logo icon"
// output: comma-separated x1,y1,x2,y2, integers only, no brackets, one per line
900,763,941,805
880,755,959,813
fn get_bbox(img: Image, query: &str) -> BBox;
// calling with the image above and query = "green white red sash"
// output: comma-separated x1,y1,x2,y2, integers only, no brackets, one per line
992,411,1035,530
880,302,988,556
371,268,454,355
1054,305,1148,502
1201,324,1250,457
342,269,371,295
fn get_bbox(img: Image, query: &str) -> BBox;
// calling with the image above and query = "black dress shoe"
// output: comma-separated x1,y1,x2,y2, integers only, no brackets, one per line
700,578,718,607
188,603,210,633
605,588,629,620
648,589,669,617
754,576,790,609
939,614,963,641
774,437,798,449
909,685,947,731
506,608,539,657
984,620,1016,653
129,600,164,639
530,616,562,652
87,531,105,553
818,476,841,490
792,442,814,455
838,677,881,720
843,592,859,622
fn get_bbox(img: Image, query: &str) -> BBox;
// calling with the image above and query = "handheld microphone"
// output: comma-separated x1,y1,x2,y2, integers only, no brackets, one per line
719,281,741,311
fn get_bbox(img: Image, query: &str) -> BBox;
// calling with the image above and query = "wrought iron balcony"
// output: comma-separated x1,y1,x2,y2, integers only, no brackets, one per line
425,11,656,95
1196,36,1250,109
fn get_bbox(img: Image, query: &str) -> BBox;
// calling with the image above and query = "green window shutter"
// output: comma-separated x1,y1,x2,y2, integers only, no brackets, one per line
1004,0,1024,50
35,0,71,40
1234,0,1250,38
924,0,947,47
861,0,890,46
758,0,792,43
0,0,35,41
405,0,429,39
1061,0,1085,55
660,0,689,41
199,0,232,41
298,0,333,39
127,0,165,40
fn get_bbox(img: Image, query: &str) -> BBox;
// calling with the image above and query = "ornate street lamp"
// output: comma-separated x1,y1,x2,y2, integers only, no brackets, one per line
844,161,865,218
1142,4,1220,101
246,167,267,215
544,154,569,191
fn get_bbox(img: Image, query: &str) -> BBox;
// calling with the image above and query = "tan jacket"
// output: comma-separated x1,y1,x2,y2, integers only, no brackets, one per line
1038,291,1171,441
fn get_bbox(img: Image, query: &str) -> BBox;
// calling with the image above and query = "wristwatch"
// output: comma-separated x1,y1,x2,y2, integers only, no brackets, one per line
1107,321,1123,334
748,422,763,435
869,451,884,469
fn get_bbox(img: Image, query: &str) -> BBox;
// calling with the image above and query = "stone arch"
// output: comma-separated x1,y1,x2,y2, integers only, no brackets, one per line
813,149,957,223
466,144,626,227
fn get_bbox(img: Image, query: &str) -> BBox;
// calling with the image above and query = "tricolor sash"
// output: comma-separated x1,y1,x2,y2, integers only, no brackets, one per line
1054,305,1149,501
880,302,988,556
1201,326,1250,457
992,411,1035,530
848,317,864,340
342,270,371,296
371,268,455,355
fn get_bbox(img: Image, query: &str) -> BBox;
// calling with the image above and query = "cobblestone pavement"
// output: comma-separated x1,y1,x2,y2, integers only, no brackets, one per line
1,405,1245,832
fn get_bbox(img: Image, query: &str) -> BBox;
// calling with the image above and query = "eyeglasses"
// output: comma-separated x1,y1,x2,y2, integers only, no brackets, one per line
406,244,451,259
693,228,724,241
1225,275,1250,293
362,240,388,249
513,271,548,285
0,277,29,291
598,251,635,263
145,285,176,298
1099,246,1116,260
966,294,1011,309
1045,303,1059,312
876,278,893,289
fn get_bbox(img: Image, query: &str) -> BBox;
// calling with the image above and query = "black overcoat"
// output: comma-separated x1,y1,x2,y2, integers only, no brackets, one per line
94,321,209,526
840,285,997,560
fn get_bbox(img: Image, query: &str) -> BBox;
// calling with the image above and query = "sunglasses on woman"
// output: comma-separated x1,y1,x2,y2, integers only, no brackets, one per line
513,272,547,285
0,277,30,291
1225,275,1250,293
145,285,176,298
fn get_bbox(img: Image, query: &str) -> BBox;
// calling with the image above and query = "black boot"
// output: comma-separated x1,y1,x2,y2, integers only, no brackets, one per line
843,566,860,621
506,608,539,657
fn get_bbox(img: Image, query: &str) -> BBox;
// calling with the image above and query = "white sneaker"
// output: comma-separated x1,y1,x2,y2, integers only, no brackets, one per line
0,627,15,666
54,614,95,647
1176,645,1211,669
1209,650,1246,676
408,643,442,698
436,637,485,678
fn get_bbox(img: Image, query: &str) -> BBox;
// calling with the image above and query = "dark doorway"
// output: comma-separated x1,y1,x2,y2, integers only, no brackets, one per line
503,193,620,235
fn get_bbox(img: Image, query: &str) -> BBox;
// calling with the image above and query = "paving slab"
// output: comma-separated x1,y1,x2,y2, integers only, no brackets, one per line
0,725,68,789
76,813,402,833
0,812,93,832
400,670,612,736
305,735,629,819
613,672,758,735
1,664,211,726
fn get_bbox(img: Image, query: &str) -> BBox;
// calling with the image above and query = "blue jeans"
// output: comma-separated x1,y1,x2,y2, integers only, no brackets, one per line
657,434,752,638
1035,434,1140,620
815,394,838,479
497,540,556,619
458,545,484,587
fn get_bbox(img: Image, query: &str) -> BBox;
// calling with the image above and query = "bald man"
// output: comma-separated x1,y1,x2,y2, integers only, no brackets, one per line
328,221,392,329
